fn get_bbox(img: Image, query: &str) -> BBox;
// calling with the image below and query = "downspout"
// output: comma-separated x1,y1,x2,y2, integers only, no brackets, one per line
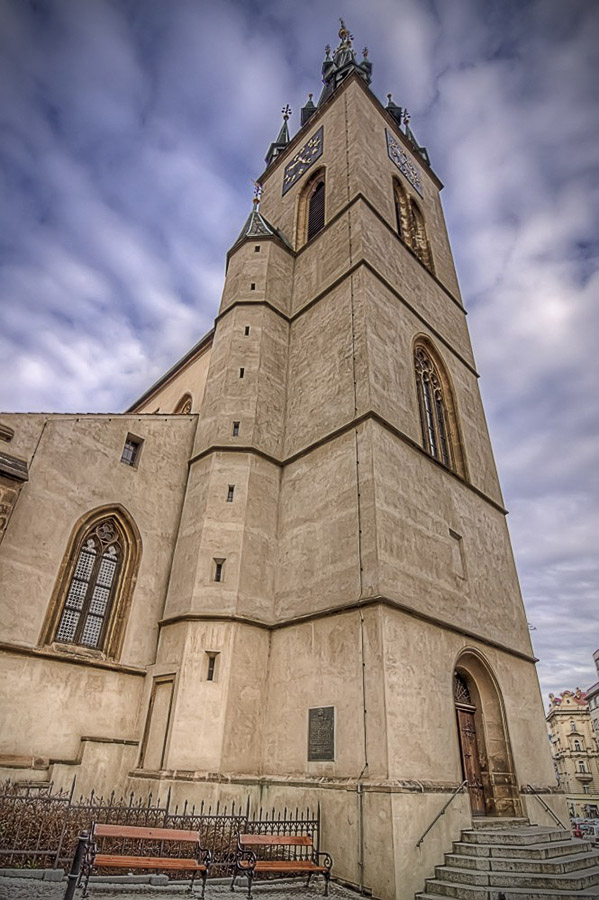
357,610,369,894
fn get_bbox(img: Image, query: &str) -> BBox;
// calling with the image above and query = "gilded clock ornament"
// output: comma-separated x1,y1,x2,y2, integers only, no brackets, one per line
385,128,423,197
282,126,324,195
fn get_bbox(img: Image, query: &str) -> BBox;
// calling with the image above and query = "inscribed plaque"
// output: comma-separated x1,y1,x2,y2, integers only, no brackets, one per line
308,706,335,761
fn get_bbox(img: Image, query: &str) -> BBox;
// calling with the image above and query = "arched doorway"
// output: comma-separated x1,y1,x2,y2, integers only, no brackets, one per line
454,652,522,818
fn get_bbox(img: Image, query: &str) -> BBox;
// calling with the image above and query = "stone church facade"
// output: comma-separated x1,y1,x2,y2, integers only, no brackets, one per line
0,25,566,899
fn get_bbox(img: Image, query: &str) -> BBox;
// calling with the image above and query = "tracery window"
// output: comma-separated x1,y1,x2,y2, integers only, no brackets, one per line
174,393,193,415
55,520,121,648
414,341,465,477
393,179,434,273
454,672,473,706
394,179,411,242
41,507,141,659
410,200,434,272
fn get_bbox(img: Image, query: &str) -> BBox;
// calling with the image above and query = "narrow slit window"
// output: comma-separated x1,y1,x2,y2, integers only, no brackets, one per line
239,367,245,379
244,326,250,336
250,283,256,291
232,421,240,437
227,485,235,502
254,245,261,253
206,653,217,682
214,559,224,582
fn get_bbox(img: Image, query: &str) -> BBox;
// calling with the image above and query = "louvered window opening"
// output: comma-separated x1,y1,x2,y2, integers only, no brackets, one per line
415,347,452,469
307,181,325,241
55,519,122,650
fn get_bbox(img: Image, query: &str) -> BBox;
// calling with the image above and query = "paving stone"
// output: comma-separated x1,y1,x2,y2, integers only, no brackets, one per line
0,876,358,900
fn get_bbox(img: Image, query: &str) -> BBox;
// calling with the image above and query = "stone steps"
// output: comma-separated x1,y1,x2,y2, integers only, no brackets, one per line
445,848,599,874
416,823,599,899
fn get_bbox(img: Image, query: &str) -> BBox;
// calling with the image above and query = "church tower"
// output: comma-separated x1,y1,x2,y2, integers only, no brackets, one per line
129,21,565,898
0,22,567,900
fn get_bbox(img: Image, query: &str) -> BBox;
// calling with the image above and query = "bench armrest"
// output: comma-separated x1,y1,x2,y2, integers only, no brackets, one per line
314,850,333,871
199,846,213,868
235,848,257,870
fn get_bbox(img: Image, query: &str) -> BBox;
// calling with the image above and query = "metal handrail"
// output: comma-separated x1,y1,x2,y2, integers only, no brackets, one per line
525,784,567,830
416,780,468,847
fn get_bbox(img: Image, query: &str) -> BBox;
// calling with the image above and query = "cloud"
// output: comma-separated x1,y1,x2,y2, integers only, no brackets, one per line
0,0,597,703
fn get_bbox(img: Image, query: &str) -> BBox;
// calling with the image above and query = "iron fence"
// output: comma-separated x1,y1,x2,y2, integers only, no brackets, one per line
0,779,318,875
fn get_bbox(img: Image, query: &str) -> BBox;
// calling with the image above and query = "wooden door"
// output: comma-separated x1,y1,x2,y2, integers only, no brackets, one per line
456,707,486,815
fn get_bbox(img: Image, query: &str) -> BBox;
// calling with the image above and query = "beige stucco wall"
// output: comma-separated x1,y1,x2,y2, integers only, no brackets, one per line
0,412,195,764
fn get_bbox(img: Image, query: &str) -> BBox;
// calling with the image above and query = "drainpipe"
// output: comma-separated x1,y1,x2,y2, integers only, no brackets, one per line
357,610,369,894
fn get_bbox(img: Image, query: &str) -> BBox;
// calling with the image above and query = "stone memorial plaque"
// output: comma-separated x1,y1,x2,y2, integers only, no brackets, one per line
308,706,335,761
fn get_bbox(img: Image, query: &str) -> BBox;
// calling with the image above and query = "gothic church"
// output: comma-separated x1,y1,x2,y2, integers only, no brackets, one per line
0,24,566,899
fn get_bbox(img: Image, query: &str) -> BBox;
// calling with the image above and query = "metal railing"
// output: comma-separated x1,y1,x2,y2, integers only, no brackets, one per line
524,784,567,830
0,779,318,873
415,780,468,848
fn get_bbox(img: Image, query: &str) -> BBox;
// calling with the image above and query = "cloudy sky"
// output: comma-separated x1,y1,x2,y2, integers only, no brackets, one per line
0,0,597,704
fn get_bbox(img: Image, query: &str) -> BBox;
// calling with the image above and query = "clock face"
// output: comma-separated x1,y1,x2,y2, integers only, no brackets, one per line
282,126,324,195
385,129,423,197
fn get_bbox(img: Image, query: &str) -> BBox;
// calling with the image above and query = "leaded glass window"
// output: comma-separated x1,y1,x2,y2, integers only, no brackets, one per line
54,518,122,650
415,346,452,469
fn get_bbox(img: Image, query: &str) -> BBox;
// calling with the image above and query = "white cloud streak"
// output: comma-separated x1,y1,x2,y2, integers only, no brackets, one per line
0,0,597,701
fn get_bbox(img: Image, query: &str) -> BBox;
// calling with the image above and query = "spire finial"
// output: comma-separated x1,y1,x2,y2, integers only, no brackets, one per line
282,104,292,121
252,180,262,206
338,19,353,45
403,109,411,126
363,47,369,58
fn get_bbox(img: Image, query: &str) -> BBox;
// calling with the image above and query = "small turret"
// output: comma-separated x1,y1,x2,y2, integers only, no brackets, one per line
301,93,317,127
385,93,403,127
265,105,292,167
317,20,373,107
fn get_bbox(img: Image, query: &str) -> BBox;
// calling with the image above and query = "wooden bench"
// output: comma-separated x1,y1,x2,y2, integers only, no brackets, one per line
231,833,332,898
79,823,212,897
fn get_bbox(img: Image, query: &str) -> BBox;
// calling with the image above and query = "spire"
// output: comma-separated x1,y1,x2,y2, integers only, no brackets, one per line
265,105,292,167
317,20,372,107
230,184,292,254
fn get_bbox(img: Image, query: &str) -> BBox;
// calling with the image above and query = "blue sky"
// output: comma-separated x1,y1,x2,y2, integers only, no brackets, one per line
0,0,597,703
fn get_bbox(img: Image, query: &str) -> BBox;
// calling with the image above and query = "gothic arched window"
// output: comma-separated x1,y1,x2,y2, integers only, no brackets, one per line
414,341,465,477
296,170,326,248
174,393,193,414
393,179,411,243
392,179,434,273
41,507,141,659
410,199,434,272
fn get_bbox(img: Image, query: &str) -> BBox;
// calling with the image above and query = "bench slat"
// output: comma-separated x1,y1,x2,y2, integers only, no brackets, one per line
239,861,326,872
94,825,199,843
94,854,205,871
239,835,313,846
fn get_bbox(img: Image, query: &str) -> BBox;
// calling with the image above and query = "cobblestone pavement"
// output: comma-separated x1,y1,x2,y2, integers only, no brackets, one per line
0,878,359,900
